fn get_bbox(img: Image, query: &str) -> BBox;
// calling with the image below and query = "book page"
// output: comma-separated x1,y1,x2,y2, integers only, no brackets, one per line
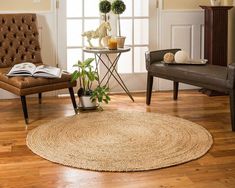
7,62,36,76
33,65,62,78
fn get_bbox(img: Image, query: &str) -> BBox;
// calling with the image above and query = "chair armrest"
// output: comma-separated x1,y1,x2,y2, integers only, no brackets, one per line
145,49,181,70
228,63,235,88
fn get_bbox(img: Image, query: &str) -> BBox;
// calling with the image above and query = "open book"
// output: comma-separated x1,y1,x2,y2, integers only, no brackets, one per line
7,62,62,78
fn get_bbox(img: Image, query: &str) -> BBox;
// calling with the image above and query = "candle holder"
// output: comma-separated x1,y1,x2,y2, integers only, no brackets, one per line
108,38,118,50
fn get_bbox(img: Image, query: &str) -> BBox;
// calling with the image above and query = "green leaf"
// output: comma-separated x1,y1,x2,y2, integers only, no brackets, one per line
98,96,102,102
72,60,82,67
91,97,96,102
84,58,95,66
106,95,111,101
71,71,79,82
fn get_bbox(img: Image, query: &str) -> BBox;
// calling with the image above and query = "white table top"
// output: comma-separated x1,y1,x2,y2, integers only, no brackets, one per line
83,46,131,54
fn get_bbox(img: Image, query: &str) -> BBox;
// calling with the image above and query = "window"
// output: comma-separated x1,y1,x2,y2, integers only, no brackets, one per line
65,0,150,74
118,0,149,74
66,0,100,72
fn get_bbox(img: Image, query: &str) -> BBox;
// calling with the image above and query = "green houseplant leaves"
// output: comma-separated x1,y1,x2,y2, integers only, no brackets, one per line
71,58,111,108
111,0,126,14
99,0,111,21
111,0,126,36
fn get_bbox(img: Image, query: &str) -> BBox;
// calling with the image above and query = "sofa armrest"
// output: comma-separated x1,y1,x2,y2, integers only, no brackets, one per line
145,49,181,70
228,63,235,88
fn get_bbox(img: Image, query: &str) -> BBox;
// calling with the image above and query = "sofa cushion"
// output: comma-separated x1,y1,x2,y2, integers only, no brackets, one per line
149,62,229,89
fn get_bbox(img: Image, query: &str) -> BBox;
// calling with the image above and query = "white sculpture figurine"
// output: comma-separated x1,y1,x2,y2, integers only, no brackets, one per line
82,22,111,48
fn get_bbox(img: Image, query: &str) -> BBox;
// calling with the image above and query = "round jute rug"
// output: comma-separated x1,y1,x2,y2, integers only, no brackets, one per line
26,111,213,172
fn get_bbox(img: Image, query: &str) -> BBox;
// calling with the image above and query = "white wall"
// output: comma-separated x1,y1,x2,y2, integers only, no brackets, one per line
157,3,204,90
0,0,51,11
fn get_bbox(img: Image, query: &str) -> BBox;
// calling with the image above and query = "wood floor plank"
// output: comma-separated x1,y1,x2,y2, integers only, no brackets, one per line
0,90,234,188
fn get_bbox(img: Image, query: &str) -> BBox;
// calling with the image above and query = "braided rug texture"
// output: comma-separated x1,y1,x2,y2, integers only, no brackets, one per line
27,111,213,172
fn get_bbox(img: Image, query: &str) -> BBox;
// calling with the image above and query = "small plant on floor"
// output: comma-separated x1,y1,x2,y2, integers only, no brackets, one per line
71,58,110,109
91,85,110,106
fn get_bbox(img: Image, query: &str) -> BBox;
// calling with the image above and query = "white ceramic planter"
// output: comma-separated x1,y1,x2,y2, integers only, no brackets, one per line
210,0,221,6
79,96,97,108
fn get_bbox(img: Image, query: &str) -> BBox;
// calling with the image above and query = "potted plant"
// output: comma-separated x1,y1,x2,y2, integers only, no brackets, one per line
99,0,112,47
111,0,126,48
71,58,110,109
99,0,111,22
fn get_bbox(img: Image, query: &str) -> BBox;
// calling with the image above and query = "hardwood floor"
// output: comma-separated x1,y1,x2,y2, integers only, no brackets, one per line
0,90,235,188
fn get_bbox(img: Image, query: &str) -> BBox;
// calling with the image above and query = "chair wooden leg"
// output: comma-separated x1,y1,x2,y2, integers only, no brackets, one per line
230,89,235,131
146,73,153,105
69,87,78,114
38,93,42,104
20,96,29,124
173,81,179,100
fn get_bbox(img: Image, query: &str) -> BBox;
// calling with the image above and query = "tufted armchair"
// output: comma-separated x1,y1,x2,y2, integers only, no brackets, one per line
0,14,77,125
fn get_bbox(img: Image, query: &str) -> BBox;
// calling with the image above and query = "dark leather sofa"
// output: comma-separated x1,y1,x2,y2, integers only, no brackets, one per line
145,49,235,131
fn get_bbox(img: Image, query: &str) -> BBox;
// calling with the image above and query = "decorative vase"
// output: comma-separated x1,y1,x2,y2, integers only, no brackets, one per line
210,0,221,6
79,96,97,108
116,36,126,48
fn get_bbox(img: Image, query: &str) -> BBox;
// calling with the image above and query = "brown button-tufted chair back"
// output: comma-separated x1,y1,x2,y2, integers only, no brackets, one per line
0,14,42,68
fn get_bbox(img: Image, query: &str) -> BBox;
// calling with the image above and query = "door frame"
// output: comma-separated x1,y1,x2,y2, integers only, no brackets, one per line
56,0,160,93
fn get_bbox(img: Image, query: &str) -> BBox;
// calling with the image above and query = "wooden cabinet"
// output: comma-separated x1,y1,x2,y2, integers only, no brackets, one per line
200,6,233,66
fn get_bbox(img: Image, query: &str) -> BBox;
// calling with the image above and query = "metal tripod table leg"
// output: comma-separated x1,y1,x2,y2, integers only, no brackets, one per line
95,53,134,102
83,47,134,102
